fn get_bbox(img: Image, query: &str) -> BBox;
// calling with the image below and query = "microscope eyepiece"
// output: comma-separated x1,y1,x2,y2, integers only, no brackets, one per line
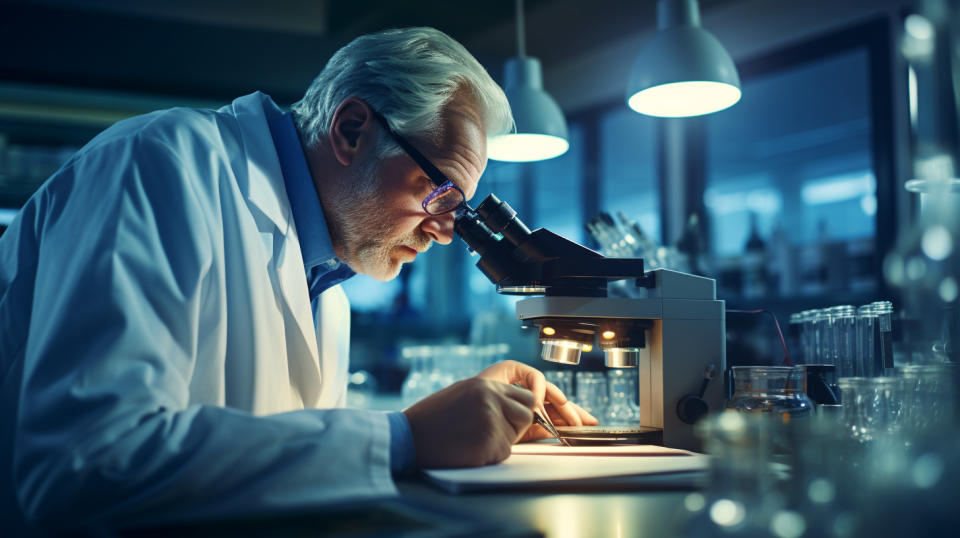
475,194,532,246
453,208,517,285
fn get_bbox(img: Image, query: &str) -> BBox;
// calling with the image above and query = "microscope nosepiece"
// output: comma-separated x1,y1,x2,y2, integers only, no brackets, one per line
604,347,641,367
540,339,582,365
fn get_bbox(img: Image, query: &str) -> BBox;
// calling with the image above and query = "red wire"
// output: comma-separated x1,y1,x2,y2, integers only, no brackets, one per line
727,309,792,366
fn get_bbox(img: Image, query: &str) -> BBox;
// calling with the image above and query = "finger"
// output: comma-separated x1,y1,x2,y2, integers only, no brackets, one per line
501,382,537,409
544,402,575,426
543,382,582,426
498,394,534,438
476,359,522,384
516,365,547,408
517,423,551,443
488,415,519,464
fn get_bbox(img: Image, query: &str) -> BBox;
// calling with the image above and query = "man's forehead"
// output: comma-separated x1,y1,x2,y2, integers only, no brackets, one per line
427,101,487,200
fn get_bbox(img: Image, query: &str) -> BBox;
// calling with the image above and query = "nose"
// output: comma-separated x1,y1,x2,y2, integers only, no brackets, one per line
420,212,456,245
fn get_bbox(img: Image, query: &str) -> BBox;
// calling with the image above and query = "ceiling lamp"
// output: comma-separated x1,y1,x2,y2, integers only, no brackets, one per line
488,0,569,162
627,0,741,118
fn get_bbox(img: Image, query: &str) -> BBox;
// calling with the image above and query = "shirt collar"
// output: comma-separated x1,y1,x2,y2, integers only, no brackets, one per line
261,94,354,283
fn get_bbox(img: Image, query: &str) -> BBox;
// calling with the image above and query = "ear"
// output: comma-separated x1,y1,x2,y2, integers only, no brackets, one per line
327,98,376,167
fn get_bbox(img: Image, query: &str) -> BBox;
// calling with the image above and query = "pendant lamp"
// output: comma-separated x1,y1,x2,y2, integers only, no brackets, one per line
627,0,741,117
488,0,569,162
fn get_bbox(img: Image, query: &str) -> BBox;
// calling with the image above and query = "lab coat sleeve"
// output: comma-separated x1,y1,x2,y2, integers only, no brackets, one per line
13,131,396,532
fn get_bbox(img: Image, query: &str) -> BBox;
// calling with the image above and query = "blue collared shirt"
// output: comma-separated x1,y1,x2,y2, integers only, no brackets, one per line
262,95,414,473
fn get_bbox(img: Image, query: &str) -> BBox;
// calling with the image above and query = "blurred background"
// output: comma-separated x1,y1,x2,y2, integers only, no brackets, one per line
0,0,941,395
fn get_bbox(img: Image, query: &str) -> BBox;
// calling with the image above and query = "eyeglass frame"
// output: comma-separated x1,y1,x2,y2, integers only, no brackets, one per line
371,111,466,216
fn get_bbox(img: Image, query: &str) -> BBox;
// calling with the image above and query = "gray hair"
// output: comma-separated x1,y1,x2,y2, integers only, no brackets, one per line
291,27,513,153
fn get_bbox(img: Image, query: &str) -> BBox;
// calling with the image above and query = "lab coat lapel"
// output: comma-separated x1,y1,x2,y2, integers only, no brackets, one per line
230,93,291,233
229,94,324,408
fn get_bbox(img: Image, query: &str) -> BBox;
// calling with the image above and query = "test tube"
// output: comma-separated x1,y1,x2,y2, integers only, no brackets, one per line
814,309,835,367
801,309,820,363
829,306,857,378
857,304,880,377
789,312,805,364
871,301,895,374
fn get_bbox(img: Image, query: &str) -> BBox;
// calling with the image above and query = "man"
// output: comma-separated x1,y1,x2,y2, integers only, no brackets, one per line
0,27,595,534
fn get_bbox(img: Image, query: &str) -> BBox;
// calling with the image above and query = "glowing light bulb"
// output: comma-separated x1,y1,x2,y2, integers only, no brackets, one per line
628,81,741,118
488,134,569,162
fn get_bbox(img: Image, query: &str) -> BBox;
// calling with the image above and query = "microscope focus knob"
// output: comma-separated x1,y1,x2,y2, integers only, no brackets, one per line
676,364,716,425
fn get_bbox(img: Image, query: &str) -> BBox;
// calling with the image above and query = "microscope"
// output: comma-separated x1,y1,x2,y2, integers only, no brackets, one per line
455,194,725,451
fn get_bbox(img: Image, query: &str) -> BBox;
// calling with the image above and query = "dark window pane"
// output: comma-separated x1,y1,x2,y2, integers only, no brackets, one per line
706,48,876,297
599,108,660,242
531,124,585,242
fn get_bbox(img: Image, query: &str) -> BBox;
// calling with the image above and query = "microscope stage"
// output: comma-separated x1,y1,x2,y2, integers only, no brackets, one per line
555,426,663,446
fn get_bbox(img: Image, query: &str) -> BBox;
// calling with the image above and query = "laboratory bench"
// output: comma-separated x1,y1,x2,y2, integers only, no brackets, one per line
105,478,694,537
396,480,692,537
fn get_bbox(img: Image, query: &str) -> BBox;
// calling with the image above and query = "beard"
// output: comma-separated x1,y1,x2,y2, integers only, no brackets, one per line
325,157,432,281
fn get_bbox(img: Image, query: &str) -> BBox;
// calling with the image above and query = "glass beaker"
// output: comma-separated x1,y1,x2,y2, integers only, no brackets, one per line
898,364,956,434
726,366,815,419
693,412,784,535
400,345,432,407
837,377,904,443
426,344,456,393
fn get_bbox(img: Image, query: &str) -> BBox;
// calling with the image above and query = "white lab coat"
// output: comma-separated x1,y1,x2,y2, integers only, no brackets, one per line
0,93,396,534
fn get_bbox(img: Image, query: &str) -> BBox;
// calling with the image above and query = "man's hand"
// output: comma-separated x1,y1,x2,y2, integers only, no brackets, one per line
476,360,598,442
403,377,537,468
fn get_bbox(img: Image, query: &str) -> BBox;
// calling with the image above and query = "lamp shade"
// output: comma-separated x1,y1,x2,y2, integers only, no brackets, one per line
627,0,741,117
489,57,569,162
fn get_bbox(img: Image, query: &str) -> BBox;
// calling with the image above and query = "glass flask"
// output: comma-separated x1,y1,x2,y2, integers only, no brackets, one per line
726,366,815,419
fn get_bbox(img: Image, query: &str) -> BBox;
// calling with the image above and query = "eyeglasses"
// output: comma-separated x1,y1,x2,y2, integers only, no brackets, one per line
372,111,466,216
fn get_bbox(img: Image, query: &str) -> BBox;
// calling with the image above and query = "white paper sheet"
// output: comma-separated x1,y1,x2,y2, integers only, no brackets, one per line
422,445,709,493
509,443,696,457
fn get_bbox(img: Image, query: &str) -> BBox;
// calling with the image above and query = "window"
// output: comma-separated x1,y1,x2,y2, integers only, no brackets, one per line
599,107,661,242
705,46,879,298
530,124,585,242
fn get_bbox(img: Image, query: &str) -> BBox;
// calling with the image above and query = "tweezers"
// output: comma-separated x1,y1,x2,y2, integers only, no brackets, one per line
532,407,571,447
511,383,570,446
